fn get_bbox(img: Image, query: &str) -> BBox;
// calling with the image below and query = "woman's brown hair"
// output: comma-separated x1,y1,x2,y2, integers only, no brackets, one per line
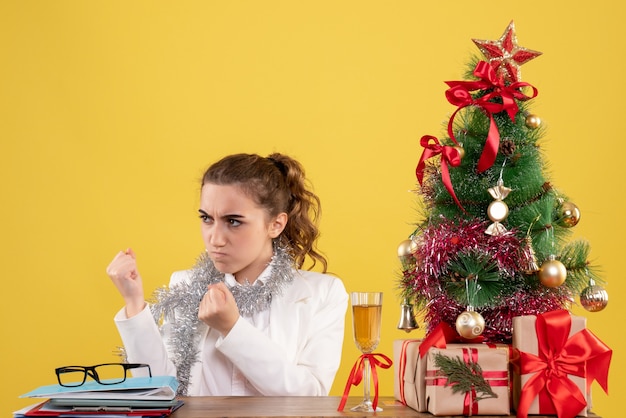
201,153,327,272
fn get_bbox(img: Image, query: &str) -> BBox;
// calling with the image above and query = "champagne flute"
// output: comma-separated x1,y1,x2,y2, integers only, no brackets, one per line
350,291,383,412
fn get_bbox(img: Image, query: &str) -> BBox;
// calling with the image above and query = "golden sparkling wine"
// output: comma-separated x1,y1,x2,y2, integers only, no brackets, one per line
352,304,382,353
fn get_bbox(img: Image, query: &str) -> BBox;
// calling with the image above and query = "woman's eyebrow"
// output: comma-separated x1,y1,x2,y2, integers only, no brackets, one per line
198,209,245,219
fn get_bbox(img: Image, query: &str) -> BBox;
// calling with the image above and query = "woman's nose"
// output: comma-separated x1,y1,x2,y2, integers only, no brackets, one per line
209,227,226,247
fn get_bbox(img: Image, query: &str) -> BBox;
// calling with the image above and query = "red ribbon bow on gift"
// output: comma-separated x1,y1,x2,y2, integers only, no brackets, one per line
445,60,538,173
516,310,612,418
415,135,465,212
419,322,461,358
337,353,393,411
418,322,487,358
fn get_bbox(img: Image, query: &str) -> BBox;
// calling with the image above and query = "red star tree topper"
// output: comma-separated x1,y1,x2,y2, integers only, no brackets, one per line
472,21,542,82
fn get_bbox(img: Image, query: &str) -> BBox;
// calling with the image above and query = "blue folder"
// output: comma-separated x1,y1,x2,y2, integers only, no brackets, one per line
20,376,179,401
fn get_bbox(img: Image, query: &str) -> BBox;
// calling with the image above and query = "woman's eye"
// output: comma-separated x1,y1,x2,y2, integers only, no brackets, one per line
199,215,212,223
228,218,242,226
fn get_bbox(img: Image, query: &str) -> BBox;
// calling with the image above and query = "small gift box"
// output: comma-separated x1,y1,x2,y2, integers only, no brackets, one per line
512,310,612,418
393,339,425,412
394,330,512,413
424,346,510,416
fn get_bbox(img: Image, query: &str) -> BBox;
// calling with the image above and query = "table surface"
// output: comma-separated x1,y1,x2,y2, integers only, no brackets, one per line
167,396,601,418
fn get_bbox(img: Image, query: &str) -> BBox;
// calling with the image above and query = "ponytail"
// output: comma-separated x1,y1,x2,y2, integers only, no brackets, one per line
266,153,327,272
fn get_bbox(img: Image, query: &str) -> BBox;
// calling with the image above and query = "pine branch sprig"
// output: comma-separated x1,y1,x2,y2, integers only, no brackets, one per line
433,352,498,402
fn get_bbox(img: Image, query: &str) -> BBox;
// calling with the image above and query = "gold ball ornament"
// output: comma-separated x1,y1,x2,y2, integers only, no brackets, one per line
397,239,414,257
455,309,485,339
580,285,608,312
557,201,581,228
525,114,541,129
397,239,418,270
453,145,465,160
487,200,509,223
538,258,567,287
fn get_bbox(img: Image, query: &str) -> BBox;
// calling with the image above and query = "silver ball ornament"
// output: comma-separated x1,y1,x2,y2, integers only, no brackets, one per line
580,285,608,312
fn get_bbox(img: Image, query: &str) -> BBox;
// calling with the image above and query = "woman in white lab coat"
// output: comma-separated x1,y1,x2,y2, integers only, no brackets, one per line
106,153,348,396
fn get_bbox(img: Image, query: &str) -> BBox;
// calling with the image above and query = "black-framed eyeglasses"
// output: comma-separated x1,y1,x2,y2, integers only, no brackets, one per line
55,363,152,387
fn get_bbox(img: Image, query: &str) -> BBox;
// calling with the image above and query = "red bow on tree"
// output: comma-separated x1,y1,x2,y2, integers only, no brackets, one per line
445,60,538,173
415,135,464,212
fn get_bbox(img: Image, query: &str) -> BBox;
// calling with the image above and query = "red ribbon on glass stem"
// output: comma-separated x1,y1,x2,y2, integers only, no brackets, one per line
445,60,538,173
516,310,612,418
337,353,393,411
415,135,465,212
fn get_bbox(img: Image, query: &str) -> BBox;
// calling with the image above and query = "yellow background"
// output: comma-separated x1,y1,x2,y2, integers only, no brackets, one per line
1,1,623,416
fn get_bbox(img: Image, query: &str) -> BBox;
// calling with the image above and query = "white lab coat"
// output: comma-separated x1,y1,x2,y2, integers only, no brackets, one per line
114,267,348,396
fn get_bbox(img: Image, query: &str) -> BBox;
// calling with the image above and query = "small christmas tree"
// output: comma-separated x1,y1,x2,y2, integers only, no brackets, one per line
399,21,608,343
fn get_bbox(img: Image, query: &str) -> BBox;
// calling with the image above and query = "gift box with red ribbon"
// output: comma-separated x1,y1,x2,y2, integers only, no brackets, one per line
425,346,510,416
394,323,512,413
512,310,612,418
393,339,426,412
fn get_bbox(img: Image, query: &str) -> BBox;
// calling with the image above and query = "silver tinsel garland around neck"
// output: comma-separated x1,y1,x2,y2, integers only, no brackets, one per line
148,242,295,396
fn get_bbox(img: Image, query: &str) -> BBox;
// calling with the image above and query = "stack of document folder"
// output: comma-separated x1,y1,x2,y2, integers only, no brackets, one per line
16,376,182,417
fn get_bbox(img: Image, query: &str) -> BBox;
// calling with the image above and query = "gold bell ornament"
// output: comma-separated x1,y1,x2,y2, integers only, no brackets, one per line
396,298,419,332
522,236,540,274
